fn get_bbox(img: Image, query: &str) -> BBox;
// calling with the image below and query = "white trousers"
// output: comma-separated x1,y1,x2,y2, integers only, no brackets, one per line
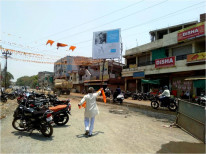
84,117,95,135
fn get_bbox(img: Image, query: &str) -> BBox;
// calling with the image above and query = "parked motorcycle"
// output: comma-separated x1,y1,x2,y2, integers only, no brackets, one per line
123,91,133,99
151,95,178,111
49,104,71,126
12,104,53,137
195,94,206,106
1,93,8,103
5,92,16,100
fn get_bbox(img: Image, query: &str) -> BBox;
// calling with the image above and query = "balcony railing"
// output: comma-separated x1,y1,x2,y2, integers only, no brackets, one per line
176,54,187,61
138,61,155,67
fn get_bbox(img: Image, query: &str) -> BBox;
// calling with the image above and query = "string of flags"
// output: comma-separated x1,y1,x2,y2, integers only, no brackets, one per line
46,40,76,51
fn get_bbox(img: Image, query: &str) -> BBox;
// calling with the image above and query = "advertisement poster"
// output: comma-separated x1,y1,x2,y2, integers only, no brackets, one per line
187,52,206,62
178,22,205,42
92,29,121,59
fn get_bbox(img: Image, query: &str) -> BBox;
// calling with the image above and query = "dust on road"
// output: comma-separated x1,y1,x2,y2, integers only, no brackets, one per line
0,97,204,153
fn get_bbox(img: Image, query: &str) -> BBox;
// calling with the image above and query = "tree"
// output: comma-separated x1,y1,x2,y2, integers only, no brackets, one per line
16,75,38,88
1,70,14,88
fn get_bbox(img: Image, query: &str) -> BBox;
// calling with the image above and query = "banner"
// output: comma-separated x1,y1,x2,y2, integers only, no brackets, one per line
155,56,175,68
178,22,205,42
92,29,121,59
187,52,206,62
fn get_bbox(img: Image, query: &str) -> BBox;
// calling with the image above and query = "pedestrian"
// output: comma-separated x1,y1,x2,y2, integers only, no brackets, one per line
78,87,103,137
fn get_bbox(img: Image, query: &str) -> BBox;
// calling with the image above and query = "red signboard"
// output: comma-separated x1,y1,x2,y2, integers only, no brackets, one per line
178,22,205,42
155,57,175,68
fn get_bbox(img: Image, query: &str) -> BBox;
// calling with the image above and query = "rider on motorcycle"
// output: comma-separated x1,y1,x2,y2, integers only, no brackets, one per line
159,86,170,106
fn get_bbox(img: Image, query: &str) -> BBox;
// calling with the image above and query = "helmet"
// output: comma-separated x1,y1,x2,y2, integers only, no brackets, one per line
164,86,168,90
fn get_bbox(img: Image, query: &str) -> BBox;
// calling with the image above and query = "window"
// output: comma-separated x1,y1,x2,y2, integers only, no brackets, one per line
172,44,192,61
127,57,136,67
138,54,151,66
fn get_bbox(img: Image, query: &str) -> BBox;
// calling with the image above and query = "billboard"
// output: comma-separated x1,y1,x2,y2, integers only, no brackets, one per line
92,29,121,59
178,22,205,42
155,56,175,68
187,52,206,63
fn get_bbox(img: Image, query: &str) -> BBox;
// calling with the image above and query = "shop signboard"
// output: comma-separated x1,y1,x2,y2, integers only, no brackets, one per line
133,71,145,78
129,64,137,68
187,52,206,63
178,22,205,42
99,74,109,80
92,29,121,59
155,56,175,68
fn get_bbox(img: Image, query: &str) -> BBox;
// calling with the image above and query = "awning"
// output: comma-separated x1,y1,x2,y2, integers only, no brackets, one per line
184,76,206,80
141,79,160,85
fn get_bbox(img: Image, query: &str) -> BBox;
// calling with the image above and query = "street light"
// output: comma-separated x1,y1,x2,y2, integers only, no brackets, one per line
2,50,12,89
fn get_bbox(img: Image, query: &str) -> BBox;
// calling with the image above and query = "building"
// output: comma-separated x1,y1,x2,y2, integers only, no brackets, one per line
122,14,205,98
54,56,125,93
38,71,54,89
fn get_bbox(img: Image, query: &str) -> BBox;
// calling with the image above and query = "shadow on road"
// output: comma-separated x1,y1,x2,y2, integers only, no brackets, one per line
76,131,104,138
156,141,205,153
11,131,53,141
127,106,176,124
53,124,70,128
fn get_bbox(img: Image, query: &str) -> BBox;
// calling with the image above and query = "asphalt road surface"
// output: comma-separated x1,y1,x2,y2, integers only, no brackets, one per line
0,97,205,153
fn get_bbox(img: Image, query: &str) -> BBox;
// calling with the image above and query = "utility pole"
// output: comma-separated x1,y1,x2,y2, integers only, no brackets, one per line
2,50,12,89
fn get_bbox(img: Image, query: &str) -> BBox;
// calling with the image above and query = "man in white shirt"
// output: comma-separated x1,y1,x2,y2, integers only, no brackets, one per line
78,87,103,137
159,86,170,106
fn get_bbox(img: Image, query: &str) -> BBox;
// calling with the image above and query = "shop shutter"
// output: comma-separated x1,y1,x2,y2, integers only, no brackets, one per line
152,48,166,61
193,80,206,89
172,44,192,56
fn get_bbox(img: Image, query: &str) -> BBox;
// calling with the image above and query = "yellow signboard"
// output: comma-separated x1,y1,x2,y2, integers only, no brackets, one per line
129,64,137,68
187,52,206,62
100,75,109,80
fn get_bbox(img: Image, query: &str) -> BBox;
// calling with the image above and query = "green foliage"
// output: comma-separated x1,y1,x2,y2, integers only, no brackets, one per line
1,70,14,88
16,75,38,88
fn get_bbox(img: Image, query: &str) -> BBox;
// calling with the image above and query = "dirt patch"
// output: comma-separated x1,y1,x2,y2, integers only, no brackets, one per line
0,100,18,119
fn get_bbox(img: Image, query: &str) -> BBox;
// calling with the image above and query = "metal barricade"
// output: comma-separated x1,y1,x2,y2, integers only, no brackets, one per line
176,100,205,143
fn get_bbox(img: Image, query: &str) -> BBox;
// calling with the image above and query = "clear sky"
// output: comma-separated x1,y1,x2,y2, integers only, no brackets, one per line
0,0,205,81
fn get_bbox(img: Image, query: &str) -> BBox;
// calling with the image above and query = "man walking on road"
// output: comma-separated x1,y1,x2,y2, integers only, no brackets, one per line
78,87,102,137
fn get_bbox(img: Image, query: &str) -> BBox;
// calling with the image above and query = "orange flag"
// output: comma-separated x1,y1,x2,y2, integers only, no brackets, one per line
69,46,76,51
57,43,68,49
101,90,106,103
46,40,54,46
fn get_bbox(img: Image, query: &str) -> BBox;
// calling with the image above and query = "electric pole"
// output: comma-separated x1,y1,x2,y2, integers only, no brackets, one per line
2,50,12,89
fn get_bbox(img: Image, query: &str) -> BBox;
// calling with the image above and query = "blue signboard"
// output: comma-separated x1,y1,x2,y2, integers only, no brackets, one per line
107,30,120,43
133,72,145,78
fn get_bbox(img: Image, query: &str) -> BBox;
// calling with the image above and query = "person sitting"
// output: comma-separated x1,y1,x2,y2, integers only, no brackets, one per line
159,86,170,107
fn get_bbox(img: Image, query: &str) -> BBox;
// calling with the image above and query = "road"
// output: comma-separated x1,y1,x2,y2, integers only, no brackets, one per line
0,97,205,153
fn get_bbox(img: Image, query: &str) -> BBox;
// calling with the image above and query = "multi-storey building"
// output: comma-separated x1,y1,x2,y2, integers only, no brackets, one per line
122,14,205,98
54,56,125,93
38,71,54,89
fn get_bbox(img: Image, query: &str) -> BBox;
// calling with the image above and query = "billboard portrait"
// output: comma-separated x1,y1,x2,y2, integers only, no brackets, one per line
92,29,121,59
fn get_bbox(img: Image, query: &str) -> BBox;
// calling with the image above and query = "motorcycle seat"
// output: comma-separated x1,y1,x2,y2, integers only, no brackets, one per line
49,105,67,112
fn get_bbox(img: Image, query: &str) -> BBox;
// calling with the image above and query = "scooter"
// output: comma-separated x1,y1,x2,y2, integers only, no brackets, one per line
113,92,124,104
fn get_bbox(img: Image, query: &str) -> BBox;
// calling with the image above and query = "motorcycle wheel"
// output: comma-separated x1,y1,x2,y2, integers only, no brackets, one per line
12,118,27,131
40,122,53,137
119,100,123,105
138,96,143,101
168,102,177,112
151,101,159,109
54,113,69,126
1,98,7,103
10,95,16,100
